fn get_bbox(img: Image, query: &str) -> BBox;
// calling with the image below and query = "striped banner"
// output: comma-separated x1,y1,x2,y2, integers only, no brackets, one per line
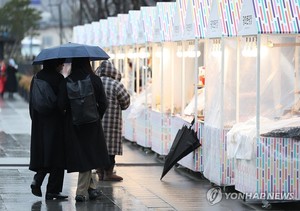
253,0,300,33
235,137,300,200
220,0,243,36
157,2,176,42
193,0,212,38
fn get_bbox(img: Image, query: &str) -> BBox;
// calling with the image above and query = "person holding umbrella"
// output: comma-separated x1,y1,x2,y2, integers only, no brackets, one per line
57,57,111,202
29,58,68,200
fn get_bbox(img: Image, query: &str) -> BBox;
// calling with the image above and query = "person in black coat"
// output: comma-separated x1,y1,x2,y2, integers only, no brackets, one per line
29,58,68,200
5,58,18,99
57,58,110,202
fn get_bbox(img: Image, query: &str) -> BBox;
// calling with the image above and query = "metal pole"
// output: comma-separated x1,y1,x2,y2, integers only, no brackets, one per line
256,35,261,139
220,38,225,129
58,3,63,44
194,38,199,130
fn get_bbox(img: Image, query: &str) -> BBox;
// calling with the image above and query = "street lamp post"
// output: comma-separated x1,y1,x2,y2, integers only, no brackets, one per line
58,3,63,44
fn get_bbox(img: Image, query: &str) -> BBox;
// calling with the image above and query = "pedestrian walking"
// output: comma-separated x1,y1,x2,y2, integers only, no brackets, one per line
95,60,130,181
57,57,111,202
5,58,18,99
29,58,68,200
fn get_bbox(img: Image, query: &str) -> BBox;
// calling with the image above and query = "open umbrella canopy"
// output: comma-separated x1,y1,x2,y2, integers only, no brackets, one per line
32,42,110,65
160,120,200,180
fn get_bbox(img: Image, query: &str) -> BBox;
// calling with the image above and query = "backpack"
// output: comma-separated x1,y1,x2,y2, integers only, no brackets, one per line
66,74,99,125
31,75,57,114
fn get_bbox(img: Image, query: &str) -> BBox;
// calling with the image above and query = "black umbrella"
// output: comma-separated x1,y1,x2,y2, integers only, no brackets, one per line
32,42,110,65
160,119,200,180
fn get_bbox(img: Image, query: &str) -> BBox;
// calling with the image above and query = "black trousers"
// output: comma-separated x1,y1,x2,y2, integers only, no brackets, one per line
34,168,64,194
104,155,115,170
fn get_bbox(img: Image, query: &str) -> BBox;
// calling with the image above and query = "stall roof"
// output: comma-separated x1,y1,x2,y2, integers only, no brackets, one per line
171,0,186,41
91,21,101,46
157,2,176,42
127,10,144,45
117,14,129,46
73,25,85,44
238,0,300,35
72,26,79,43
125,12,134,46
141,6,157,43
152,5,162,43
99,19,108,48
178,0,188,31
183,0,212,40
84,23,93,45
207,0,242,38
182,0,196,40
108,17,119,47
194,0,212,38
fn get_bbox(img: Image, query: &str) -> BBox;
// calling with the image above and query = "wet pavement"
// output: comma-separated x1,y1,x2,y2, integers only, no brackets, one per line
0,93,300,211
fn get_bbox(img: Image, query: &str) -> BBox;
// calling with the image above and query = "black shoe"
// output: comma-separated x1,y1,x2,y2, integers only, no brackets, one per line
45,193,68,200
31,180,42,197
88,188,102,200
75,195,87,202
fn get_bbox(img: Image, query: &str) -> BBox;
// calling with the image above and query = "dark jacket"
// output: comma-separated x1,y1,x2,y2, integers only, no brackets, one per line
58,71,110,173
29,68,66,172
5,64,18,92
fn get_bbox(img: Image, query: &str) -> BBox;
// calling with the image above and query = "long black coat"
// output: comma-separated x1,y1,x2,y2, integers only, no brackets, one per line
29,69,66,172
5,64,17,92
58,71,110,173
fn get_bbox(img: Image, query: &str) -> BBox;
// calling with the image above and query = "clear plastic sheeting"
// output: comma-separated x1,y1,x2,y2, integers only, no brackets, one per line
127,85,152,119
227,35,300,160
258,36,296,120
227,117,300,160
204,39,222,128
183,88,205,116
203,38,237,186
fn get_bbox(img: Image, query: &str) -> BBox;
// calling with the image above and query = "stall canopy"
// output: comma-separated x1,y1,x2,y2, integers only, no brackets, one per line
141,6,157,43
183,0,212,40
238,0,300,36
91,21,101,46
117,14,129,46
84,23,93,45
157,2,176,42
99,19,109,48
107,17,119,47
171,0,187,41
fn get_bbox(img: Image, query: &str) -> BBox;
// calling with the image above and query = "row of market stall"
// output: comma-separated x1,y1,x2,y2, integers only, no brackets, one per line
72,0,300,203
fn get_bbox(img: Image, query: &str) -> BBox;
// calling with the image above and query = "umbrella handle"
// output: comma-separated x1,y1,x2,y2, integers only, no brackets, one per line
190,118,195,127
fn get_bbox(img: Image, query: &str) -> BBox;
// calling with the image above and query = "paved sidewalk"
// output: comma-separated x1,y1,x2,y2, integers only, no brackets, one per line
0,93,299,211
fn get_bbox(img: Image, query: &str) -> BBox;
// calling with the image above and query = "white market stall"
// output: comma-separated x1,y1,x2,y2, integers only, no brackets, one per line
171,0,210,172
203,0,243,187
120,11,138,143
149,2,176,156
227,0,300,204
127,9,152,147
